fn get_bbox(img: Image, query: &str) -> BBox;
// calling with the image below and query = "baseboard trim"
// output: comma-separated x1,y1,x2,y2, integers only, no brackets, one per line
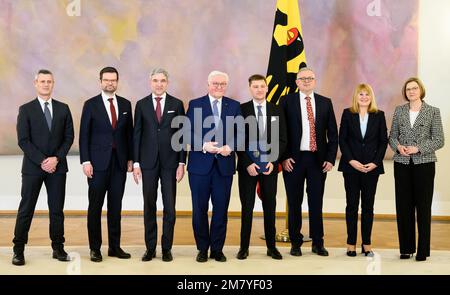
1,210,449,221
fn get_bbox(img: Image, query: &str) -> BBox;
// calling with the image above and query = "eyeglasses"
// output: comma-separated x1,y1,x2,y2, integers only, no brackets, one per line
405,86,419,92
102,79,118,84
296,77,315,82
211,82,228,88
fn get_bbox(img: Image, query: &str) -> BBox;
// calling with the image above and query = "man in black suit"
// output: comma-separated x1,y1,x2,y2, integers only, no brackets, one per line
79,67,133,262
280,67,338,257
132,68,186,262
12,69,74,266
237,74,287,260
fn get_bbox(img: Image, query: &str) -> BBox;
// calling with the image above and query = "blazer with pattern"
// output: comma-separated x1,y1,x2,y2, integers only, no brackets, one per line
389,102,444,165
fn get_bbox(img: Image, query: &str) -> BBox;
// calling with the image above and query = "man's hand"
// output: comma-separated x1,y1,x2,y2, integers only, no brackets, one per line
349,160,366,173
246,163,260,177
262,162,274,175
322,161,333,173
133,167,141,184
218,145,232,157
203,142,220,154
176,164,185,183
282,158,295,172
83,163,94,179
127,160,133,172
363,163,377,173
41,157,58,174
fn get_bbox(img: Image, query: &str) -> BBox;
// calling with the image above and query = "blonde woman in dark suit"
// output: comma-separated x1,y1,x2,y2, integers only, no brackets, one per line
389,77,444,261
338,84,388,257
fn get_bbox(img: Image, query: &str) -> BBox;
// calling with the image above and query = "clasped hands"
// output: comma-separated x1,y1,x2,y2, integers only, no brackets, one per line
397,144,419,156
41,156,58,173
203,142,232,157
349,160,377,173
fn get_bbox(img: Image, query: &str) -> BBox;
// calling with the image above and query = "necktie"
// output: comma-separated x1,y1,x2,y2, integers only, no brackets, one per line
212,99,220,129
305,97,317,152
155,97,162,124
257,105,264,137
44,102,52,131
108,98,117,129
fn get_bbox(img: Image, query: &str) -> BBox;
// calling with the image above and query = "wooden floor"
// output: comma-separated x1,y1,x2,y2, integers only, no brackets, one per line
1,215,450,250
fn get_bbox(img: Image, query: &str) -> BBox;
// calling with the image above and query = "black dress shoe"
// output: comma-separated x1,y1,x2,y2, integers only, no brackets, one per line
12,252,25,266
108,247,131,259
142,250,156,261
415,253,427,261
52,248,70,261
236,248,249,260
162,250,173,262
346,250,357,257
210,251,227,262
196,250,208,263
312,245,329,256
90,250,103,262
267,248,283,260
290,246,302,256
400,254,412,259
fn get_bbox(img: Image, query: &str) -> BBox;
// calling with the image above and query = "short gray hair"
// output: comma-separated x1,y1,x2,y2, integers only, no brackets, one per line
34,69,53,80
208,70,229,84
150,68,169,79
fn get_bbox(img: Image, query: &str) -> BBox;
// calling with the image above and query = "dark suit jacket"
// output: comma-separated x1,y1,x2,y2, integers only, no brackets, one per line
133,93,186,170
237,100,287,174
280,92,338,165
186,95,242,176
79,94,133,171
17,98,74,175
338,108,388,174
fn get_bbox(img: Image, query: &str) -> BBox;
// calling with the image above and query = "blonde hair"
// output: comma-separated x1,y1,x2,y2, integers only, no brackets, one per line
402,77,426,101
349,83,378,114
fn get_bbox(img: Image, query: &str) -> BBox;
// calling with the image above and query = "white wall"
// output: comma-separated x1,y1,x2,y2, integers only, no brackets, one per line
1,0,449,215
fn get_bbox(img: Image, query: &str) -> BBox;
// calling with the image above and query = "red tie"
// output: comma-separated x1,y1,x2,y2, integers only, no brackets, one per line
305,97,317,152
108,98,117,129
155,97,162,124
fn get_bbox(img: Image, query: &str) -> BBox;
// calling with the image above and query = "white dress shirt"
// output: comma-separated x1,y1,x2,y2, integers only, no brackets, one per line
101,91,118,124
299,92,316,151
37,96,53,117
152,92,166,113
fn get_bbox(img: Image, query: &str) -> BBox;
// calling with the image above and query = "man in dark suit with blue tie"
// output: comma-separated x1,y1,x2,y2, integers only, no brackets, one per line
186,71,242,262
132,68,186,262
280,67,338,257
12,69,74,266
79,67,133,262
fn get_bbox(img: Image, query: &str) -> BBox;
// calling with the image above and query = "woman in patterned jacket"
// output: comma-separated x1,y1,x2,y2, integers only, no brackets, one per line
389,77,444,262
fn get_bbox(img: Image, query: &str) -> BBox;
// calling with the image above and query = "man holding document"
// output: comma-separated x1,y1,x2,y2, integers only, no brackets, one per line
236,74,287,260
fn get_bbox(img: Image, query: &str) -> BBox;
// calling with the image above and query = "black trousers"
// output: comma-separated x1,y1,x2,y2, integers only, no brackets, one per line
343,172,379,245
142,160,177,251
238,169,278,250
394,161,435,257
283,152,326,247
87,150,127,251
13,173,67,252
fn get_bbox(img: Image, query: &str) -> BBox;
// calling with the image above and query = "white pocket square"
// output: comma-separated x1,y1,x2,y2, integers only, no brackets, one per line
123,112,128,114
271,117,277,122
167,110,175,113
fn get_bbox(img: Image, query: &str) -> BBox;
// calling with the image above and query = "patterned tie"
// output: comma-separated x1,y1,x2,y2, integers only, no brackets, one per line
108,98,117,129
257,105,264,137
155,97,162,124
212,99,220,129
305,97,317,152
44,102,52,131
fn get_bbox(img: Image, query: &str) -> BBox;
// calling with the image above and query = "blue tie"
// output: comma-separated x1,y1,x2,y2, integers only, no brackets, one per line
44,102,52,131
257,105,264,136
212,99,220,129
